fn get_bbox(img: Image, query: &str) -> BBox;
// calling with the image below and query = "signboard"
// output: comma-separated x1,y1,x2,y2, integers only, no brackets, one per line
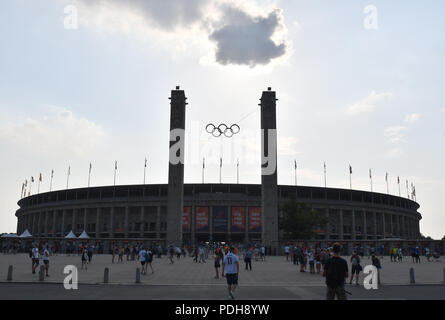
182,207,191,232
248,207,262,232
195,207,209,232
231,207,245,232
213,206,228,232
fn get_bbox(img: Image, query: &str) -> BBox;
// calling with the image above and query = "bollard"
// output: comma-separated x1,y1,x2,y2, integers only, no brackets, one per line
136,268,141,284
443,268,445,283
39,266,45,281
7,265,13,281
104,267,109,283
409,267,415,284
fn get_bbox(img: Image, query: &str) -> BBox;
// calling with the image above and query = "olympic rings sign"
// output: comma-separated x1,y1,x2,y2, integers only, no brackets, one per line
205,124,240,138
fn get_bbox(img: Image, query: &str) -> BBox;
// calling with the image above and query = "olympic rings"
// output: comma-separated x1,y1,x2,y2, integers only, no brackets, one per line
205,123,241,138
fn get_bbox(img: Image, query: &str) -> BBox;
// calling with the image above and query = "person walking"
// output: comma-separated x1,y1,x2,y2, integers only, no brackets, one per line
349,251,361,285
87,245,93,263
222,247,239,300
284,244,290,261
168,245,175,264
81,248,88,270
31,244,40,274
139,247,147,275
214,249,222,279
199,246,206,263
308,250,315,274
371,254,381,285
244,248,252,271
42,247,50,277
323,243,348,300
145,248,154,274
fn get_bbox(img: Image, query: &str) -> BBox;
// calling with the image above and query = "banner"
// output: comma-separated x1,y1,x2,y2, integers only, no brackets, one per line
182,207,191,232
231,207,245,232
248,207,262,232
212,206,228,232
195,207,209,232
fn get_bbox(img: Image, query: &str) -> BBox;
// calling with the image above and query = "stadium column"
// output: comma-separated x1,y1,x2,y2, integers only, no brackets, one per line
61,209,66,236
339,210,344,239
390,214,394,237
31,213,35,235
373,212,377,239
124,206,129,238
156,206,161,239
245,205,249,245
363,211,367,240
110,207,115,238
209,206,213,243
83,208,87,233
351,209,356,240
167,86,187,247
37,212,41,236
72,210,75,234
96,208,100,237
52,211,56,236
325,208,330,240
260,88,279,254
44,211,48,236
191,204,196,248
139,207,144,238
382,213,386,237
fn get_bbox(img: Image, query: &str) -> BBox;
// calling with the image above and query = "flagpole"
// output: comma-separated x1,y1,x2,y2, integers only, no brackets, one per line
219,157,222,184
370,169,373,192
21,183,24,199
237,158,239,184
29,177,33,196
202,157,205,184
37,174,41,194
349,165,352,190
50,170,54,192
398,177,401,197
114,161,117,186
386,173,389,194
294,160,297,186
324,162,327,188
66,166,70,190
88,163,92,188
143,158,147,184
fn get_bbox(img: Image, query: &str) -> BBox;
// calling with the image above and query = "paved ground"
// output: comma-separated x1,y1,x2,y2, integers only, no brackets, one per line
0,253,444,299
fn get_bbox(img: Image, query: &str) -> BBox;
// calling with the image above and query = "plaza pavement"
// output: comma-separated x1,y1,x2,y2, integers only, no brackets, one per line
0,253,444,299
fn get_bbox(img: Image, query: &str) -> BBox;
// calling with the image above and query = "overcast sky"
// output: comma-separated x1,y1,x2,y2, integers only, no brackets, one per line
1,0,444,239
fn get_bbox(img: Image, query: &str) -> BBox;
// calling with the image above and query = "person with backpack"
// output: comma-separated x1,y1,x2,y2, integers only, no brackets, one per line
323,243,348,300
349,250,361,285
145,248,154,274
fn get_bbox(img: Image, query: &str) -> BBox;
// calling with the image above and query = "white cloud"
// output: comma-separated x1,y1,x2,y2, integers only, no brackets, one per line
277,136,300,156
73,0,290,68
347,90,393,115
384,126,407,144
0,107,106,157
404,113,421,124
441,108,445,112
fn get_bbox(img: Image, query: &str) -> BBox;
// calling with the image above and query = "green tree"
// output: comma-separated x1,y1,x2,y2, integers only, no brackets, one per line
279,196,328,240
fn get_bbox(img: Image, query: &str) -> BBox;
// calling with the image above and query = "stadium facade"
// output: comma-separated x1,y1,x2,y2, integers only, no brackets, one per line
13,87,429,253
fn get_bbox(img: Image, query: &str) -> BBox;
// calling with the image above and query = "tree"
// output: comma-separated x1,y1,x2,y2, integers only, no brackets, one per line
279,196,328,240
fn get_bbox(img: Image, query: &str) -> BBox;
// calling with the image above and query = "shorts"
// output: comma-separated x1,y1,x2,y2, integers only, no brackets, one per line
351,265,361,274
32,258,39,266
226,273,238,285
309,261,314,267
215,262,220,268
326,286,347,300
141,261,145,266
43,260,49,265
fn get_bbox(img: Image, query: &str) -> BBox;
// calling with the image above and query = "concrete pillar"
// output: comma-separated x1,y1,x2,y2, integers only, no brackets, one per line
37,212,41,236
191,204,196,248
72,210,75,234
156,206,161,239
209,206,213,243
363,211,367,240
52,211,56,236
124,206,129,238
351,209,356,240
325,208,330,240
61,209,66,236
83,208,87,232
382,213,386,238
139,206,144,238
227,205,232,244
245,205,249,245
260,87,279,251
373,212,377,238
339,210,344,239
32,213,35,235
166,86,187,246
390,214,394,237
110,207,115,238
96,208,100,237
44,211,48,236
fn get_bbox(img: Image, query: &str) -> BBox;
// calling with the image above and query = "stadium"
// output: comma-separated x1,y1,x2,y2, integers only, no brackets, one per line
11,86,441,255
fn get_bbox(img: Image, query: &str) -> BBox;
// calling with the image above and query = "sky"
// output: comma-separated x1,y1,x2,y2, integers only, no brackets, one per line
0,0,444,239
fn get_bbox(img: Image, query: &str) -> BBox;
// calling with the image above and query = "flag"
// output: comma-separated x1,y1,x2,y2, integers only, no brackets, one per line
115,161,117,170
349,165,352,174
39,173,42,182
324,162,326,171
295,160,297,170
369,169,372,179
144,158,147,168
237,159,239,167
25,180,27,187
413,185,416,197
397,176,400,184
202,158,205,169
220,157,222,167
89,163,92,172
51,170,54,178
385,172,388,182
68,166,71,175
31,176,34,183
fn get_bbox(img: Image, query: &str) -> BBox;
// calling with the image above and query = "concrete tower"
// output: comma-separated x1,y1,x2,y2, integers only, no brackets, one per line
167,86,187,246
260,87,279,253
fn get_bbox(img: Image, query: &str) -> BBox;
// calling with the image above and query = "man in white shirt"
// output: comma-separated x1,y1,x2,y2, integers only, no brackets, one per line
222,247,239,300
32,245,40,274
284,245,290,261
139,247,147,275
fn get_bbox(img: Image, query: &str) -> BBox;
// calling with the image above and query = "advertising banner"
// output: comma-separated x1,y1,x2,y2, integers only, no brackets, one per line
182,207,191,232
212,206,228,232
231,207,245,232
248,207,262,232
195,207,209,232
